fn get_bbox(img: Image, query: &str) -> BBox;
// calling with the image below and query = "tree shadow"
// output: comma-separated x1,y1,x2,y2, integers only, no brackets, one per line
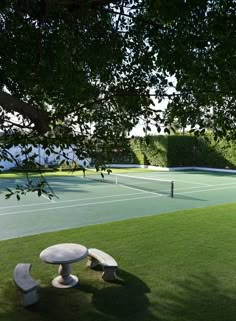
3,270,234,321
155,273,236,321
81,269,154,321
173,194,206,201
0,269,155,321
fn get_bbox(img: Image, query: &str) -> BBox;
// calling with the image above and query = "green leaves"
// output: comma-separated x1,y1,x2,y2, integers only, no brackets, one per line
149,0,236,137
4,179,56,201
0,0,235,203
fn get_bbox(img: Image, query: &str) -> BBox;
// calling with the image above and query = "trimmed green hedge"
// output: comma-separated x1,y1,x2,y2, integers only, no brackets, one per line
129,135,196,166
193,136,235,168
129,138,148,165
128,134,236,168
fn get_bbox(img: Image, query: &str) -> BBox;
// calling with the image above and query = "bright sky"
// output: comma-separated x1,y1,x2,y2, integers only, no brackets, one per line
129,76,176,137
129,99,168,137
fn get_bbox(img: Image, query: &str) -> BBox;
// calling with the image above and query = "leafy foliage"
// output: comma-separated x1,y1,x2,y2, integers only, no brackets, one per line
147,0,236,136
129,137,148,165
0,0,235,198
5,178,55,201
129,134,236,168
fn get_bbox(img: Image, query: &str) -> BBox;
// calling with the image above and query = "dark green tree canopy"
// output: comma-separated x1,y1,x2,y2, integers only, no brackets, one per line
0,0,235,181
150,0,236,136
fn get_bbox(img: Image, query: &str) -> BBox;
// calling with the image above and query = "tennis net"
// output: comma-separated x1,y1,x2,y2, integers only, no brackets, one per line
84,169,174,198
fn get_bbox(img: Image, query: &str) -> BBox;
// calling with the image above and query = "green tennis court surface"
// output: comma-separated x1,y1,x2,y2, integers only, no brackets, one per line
1,169,236,240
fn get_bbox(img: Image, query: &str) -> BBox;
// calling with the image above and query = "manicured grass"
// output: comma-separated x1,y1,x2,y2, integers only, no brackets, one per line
0,170,83,179
1,203,236,321
0,167,156,179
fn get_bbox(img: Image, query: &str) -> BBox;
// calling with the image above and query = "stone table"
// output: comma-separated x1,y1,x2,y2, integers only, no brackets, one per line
40,243,88,288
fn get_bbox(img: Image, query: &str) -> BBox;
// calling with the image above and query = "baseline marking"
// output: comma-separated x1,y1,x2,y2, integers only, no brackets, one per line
1,181,236,217
176,181,236,191
0,194,163,217
176,184,236,195
0,191,147,209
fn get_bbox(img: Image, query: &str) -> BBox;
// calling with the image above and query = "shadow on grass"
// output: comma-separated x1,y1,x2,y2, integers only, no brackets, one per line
83,269,152,321
0,269,153,321
155,273,236,321
2,272,236,321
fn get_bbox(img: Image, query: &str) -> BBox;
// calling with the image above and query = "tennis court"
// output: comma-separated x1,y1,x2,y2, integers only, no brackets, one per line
1,169,236,240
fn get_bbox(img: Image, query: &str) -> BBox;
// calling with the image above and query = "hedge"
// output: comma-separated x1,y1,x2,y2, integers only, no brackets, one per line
127,134,236,169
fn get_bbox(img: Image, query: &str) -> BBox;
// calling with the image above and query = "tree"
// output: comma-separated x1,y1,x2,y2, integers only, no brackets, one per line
0,0,235,198
145,0,236,137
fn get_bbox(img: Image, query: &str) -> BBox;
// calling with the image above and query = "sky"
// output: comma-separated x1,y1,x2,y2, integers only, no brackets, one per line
129,99,168,137
129,76,176,137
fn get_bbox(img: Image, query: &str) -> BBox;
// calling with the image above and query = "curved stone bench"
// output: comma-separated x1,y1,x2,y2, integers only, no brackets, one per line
87,248,118,281
13,263,39,307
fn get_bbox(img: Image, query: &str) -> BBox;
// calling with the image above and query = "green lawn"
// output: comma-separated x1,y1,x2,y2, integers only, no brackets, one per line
0,167,154,179
1,203,236,321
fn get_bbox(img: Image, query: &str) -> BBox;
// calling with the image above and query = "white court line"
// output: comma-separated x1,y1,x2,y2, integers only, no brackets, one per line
174,179,212,186
24,184,54,203
214,182,236,186
0,180,112,190
1,180,236,211
203,175,236,181
176,181,236,191
115,173,172,182
85,175,211,187
1,180,236,217
126,173,236,186
0,191,148,209
0,194,162,217
175,184,236,196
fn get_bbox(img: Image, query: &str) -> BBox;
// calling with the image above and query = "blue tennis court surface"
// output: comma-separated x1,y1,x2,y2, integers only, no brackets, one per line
1,170,236,240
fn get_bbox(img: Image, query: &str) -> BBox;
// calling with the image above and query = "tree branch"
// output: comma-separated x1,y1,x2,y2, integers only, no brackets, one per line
0,91,50,135
57,0,120,9
2,119,34,130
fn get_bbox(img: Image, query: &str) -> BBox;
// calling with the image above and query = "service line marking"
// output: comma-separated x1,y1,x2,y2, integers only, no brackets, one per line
0,194,163,217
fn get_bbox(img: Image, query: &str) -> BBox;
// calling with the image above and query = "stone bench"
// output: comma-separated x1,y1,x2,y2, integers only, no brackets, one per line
87,248,118,281
13,263,39,307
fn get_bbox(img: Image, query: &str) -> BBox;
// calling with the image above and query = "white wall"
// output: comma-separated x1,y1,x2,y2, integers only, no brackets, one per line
0,145,90,171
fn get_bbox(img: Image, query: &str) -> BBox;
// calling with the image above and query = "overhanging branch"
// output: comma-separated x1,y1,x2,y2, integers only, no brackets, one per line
0,91,50,135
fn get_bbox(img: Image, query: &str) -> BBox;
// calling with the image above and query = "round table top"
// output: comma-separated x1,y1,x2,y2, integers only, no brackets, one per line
40,243,88,264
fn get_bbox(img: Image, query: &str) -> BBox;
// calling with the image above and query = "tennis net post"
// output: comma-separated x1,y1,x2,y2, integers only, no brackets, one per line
171,181,174,198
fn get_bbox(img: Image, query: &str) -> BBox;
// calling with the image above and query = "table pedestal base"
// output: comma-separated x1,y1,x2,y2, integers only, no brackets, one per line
52,275,78,288
52,263,79,288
